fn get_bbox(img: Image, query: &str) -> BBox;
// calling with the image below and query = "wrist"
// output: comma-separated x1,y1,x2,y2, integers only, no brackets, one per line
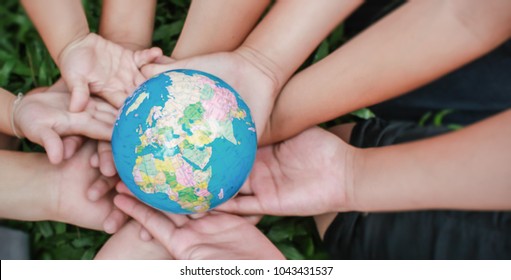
234,45,284,96
11,93,25,139
342,146,367,212
99,31,148,51
56,30,91,68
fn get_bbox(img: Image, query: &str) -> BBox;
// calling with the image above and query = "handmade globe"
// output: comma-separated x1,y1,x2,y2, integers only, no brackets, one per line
112,69,257,214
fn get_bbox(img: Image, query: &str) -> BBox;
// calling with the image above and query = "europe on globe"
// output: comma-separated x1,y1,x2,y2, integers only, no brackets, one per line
112,69,257,214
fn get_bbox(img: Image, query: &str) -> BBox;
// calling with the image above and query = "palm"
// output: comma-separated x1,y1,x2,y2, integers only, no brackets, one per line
15,91,115,164
59,33,161,110
168,214,282,259
219,127,350,216
141,51,278,141
49,140,118,230
113,194,284,260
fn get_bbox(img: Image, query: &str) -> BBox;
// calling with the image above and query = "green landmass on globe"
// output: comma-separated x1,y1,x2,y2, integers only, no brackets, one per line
112,69,257,214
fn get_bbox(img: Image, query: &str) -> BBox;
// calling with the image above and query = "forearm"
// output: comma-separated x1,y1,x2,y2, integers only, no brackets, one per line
99,0,157,50
351,109,511,212
21,0,89,63
172,0,271,59
0,151,52,221
237,0,362,90
0,88,17,136
267,0,511,144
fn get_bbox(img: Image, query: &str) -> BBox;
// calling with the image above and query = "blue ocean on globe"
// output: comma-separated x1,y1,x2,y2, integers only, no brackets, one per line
112,69,257,214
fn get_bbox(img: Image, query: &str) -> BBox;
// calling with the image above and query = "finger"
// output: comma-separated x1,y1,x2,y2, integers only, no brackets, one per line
90,153,99,168
133,47,163,68
92,111,117,126
70,114,113,141
115,181,133,195
38,128,64,164
155,55,175,64
88,175,119,201
209,211,261,225
188,213,207,220
97,141,116,177
238,180,253,195
92,98,119,115
114,194,178,248
103,207,130,234
165,213,190,228
68,76,90,112
243,215,263,225
140,62,187,78
134,72,147,88
214,196,265,215
139,227,153,241
97,91,126,109
62,136,84,160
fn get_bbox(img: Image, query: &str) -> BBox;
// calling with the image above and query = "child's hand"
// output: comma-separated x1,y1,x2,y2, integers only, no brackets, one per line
217,126,356,216
58,33,162,111
113,193,284,260
141,49,280,142
46,140,128,232
13,91,117,164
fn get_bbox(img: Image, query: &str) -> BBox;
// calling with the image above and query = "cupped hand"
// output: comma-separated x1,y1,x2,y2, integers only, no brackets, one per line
141,48,280,142
217,126,356,216
47,140,128,232
113,193,284,260
95,220,172,260
58,33,162,111
14,91,117,164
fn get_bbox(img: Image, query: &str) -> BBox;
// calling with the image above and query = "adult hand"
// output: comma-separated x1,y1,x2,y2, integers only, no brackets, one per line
141,48,280,142
58,33,162,111
114,193,285,260
217,126,356,216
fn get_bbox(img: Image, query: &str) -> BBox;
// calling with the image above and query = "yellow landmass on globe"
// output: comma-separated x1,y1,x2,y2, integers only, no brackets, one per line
125,91,149,116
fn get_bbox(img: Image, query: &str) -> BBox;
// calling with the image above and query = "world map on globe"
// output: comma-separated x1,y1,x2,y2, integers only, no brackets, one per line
112,69,257,214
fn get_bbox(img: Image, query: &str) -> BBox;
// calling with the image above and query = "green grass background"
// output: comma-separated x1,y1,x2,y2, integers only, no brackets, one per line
0,0,375,259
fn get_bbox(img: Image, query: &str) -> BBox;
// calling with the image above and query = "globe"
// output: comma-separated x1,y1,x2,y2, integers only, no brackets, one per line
112,69,257,214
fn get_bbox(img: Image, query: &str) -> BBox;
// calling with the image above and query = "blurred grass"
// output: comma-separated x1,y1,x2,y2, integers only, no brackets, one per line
0,0,362,260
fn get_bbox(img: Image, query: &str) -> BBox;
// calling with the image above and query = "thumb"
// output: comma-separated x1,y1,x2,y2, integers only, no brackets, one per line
133,47,163,68
38,128,65,164
67,76,90,112
214,195,265,216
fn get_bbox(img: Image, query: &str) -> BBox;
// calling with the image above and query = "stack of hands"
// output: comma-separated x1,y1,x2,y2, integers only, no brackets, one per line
2,0,511,260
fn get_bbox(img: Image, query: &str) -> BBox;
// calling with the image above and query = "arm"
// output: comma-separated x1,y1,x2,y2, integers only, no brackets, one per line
236,0,363,91
172,0,271,59
2,87,115,164
264,0,511,145
0,88,17,137
20,0,89,63
0,151,52,221
142,0,363,138
352,109,511,211
0,141,121,231
99,0,157,51
218,110,511,217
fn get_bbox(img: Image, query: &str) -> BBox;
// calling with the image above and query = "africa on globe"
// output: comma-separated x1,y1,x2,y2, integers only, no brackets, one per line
112,69,257,214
